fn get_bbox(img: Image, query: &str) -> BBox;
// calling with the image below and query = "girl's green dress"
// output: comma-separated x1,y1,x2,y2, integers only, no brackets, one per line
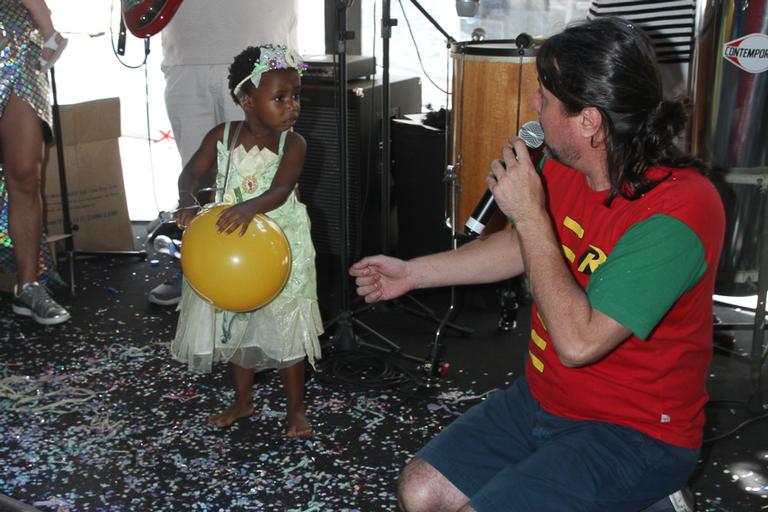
172,123,323,372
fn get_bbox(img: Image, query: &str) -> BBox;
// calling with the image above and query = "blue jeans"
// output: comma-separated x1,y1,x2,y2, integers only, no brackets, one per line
417,378,698,512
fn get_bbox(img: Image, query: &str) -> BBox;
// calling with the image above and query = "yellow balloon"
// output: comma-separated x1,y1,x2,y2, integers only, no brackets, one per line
181,204,291,312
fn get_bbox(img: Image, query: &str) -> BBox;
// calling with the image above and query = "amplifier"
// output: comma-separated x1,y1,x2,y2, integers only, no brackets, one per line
302,54,376,83
296,76,422,257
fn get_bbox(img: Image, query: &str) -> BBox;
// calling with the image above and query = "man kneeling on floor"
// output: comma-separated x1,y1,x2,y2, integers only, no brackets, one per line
350,17,723,512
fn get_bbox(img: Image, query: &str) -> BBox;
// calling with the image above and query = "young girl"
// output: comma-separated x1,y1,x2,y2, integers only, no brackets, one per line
170,45,322,437
21,0,68,72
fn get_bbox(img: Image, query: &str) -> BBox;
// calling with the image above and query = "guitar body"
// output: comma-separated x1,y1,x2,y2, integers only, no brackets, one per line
122,0,184,38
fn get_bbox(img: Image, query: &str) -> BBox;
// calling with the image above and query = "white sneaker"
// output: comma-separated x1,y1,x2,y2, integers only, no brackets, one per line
668,488,695,512
12,282,71,326
643,488,695,512
148,273,182,306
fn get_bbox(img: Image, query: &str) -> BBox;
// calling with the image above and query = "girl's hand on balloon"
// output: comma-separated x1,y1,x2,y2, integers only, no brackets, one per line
175,208,197,230
216,202,259,236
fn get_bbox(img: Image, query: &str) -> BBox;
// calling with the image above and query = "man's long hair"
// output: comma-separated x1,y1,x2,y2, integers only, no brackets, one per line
536,17,705,203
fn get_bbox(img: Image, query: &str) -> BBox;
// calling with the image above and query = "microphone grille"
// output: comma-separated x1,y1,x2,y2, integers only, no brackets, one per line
518,121,544,149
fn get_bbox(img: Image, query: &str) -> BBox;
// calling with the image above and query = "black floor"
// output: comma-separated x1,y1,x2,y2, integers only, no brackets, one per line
0,226,767,511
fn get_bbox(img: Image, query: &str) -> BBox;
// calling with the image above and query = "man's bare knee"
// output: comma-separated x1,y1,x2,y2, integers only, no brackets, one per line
398,458,468,512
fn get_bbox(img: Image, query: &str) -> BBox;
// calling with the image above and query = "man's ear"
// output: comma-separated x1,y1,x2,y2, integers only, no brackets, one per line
579,106,603,139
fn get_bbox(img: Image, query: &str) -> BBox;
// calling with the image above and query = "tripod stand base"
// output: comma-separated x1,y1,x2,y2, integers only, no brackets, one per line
395,294,474,336
323,310,423,363
320,307,446,390
54,249,147,296
419,360,451,389
325,314,364,352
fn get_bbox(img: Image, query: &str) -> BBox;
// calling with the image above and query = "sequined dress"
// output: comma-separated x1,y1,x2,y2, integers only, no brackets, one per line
0,0,52,137
171,123,323,373
0,2,55,278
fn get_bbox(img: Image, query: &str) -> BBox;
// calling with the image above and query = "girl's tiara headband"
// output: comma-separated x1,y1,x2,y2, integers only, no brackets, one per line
233,45,306,96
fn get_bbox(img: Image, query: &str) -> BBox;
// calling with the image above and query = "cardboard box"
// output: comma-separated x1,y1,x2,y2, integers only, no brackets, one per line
43,98,134,252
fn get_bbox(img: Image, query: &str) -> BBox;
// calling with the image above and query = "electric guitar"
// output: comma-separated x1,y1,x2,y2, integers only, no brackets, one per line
122,0,184,38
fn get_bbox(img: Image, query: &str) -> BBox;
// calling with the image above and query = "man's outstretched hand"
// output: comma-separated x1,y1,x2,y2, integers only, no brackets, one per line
349,255,414,303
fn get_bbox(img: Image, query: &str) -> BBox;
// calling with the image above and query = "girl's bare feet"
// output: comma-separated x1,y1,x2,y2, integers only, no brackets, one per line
286,407,312,437
208,402,254,427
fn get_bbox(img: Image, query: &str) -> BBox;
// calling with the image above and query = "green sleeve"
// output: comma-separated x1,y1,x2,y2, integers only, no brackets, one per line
586,214,707,339
538,154,549,172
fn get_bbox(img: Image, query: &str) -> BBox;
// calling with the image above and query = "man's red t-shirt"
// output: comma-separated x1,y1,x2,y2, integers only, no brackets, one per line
526,159,725,448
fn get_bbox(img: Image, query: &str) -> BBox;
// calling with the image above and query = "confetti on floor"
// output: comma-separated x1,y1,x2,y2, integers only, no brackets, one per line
0,252,766,511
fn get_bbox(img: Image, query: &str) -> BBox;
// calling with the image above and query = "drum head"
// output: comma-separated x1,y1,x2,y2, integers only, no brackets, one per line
452,39,537,58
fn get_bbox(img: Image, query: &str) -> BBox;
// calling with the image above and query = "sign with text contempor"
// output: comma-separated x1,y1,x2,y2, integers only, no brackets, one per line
723,33,768,74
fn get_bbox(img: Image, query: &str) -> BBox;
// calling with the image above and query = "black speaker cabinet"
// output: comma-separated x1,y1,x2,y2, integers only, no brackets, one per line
391,119,452,260
296,76,421,257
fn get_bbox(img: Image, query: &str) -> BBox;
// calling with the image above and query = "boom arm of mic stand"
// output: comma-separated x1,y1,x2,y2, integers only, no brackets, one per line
403,0,475,387
408,0,457,45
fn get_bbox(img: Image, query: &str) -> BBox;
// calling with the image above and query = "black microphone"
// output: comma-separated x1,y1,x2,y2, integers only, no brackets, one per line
515,33,533,53
463,121,545,238
455,0,480,17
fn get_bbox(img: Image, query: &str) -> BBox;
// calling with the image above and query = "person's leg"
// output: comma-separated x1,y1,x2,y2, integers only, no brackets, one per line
212,64,245,126
1,95,69,325
278,360,311,437
398,459,472,512
149,65,219,305
398,378,539,511
164,65,220,169
1,95,43,286
208,363,254,427
467,412,699,512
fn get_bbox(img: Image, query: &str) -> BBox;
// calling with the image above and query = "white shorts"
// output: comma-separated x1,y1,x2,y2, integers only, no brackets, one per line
162,64,244,167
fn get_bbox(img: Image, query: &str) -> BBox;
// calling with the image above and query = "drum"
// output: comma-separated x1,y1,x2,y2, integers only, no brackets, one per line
451,40,539,235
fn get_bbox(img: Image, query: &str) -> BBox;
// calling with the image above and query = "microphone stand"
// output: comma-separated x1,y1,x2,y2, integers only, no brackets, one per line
47,35,149,297
380,0,476,387
495,34,534,333
323,0,425,366
49,66,77,296
379,1,472,334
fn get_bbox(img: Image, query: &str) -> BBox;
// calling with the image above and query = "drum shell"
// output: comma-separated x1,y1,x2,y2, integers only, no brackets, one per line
451,42,539,234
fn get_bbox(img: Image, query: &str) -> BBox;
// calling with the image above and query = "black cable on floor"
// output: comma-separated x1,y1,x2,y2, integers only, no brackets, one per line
316,351,414,390
313,350,502,409
703,409,768,444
